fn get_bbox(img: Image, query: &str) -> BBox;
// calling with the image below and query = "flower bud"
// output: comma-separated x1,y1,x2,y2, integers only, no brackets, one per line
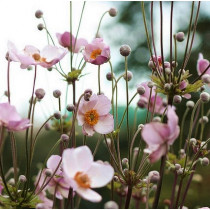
179,149,185,155
186,100,195,109
47,67,53,71
148,60,155,69
120,45,131,57
106,72,113,81
8,178,15,186
44,123,50,131
138,124,144,130
173,95,182,104
45,169,53,177
164,83,171,92
35,10,43,18
189,138,197,145
84,92,91,101
5,52,9,61
137,99,146,108
199,116,209,124
202,74,210,84
147,81,154,88
148,171,160,183
163,199,171,207
123,168,129,175
152,116,161,122
177,168,184,175
165,68,171,75
176,32,185,42
66,104,74,112
53,89,61,98
19,175,27,183
137,85,145,95
172,61,178,68
178,69,185,75
27,65,33,71
152,185,157,191
109,8,117,17
201,141,207,149
61,134,69,142
200,92,210,103
122,158,128,166
175,164,181,170
113,176,119,182
35,88,45,100
84,89,92,95
4,90,8,97
54,111,61,120
164,62,170,68
201,157,209,166
123,71,133,81
37,23,44,31
104,201,119,209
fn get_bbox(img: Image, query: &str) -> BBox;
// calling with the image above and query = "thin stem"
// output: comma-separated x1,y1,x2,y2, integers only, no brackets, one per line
170,172,178,208
125,185,132,209
7,59,11,103
96,11,108,37
98,65,101,94
192,63,210,84
169,2,174,82
175,178,183,208
145,87,153,123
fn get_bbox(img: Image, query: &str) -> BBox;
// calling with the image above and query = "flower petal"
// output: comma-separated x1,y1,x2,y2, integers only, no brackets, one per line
76,187,102,202
93,94,111,115
47,155,62,175
82,123,95,136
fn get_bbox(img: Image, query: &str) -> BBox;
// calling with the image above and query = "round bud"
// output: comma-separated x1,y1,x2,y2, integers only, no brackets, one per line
163,199,171,207
35,10,43,18
27,65,33,71
137,85,145,95
84,89,92,95
66,104,74,112
104,201,119,209
120,45,131,57
123,168,129,175
47,67,53,71
173,95,182,104
186,100,195,109
172,61,178,68
138,124,144,130
148,171,160,183
179,149,185,155
175,164,181,170
200,92,210,103
164,62,170,68
176,32,185,42
45,169,53,177
199,116,209,124
19,175,27,183
177,168,184,175
106,72,113,81
123,71,133,81
4,90,8,97
148,60,155,69
201,141,207,149
200,85,205,92
61,134,69,142
164,83,171,92
152,185,157,191
84,92,91,101
44,123,50,131
202,74,210,84
109,8,117,17
165,68,171,75
106,138,111,146
133,147,139,154
35,88,45,100
122,158,128,165
137,99,146,108
147,81,154,88
152,116,161,122
37,23,44,31
54,111,61,120
113,176,119,182
53,89,61,98
201,157,209,166
178,69,185,75
189,138,197,145
8,178,15,186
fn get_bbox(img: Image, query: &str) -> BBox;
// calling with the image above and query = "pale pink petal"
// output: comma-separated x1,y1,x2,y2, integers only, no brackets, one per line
86,162,114,188
62,146,93,178
77,111,85,126
82,123,95,136
148,144,167,163
46,155,62,175
7,119,31,131
7,41,20,62
183,94,191,99
167,106,179,134
76,187,102,202
197,53,210,75
93,94,111,115
78,94,98,114
93,114,114,135
24,45,40,55
74,38,88,53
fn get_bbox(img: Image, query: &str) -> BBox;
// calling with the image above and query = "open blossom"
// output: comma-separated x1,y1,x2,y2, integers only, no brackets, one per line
56,32,88,53
0,103,31,131
77,94,114,136
45,155,71,199
83,38,110,65
141,106,180,163
62,146,114,202
137,82,165,114
8,41,68,69
197,53,210,76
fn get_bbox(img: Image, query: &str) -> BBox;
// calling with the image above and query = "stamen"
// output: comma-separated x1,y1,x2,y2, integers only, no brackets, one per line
84,109,99,126
90,49,102,60
74,172,91,188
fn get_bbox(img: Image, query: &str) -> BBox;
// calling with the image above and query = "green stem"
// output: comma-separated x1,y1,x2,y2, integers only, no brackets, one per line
98,65,101,94
96,11,108,37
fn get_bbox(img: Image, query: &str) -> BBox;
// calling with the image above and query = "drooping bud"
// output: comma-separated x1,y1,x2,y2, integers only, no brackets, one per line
109,8,117,17
176,32,185,42
35,88,45,100
120,45,131,57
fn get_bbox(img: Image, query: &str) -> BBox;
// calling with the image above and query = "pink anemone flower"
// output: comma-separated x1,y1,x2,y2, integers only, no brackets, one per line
8,41,68,69
83,38,110,65
77,94,114,136
45,155,71,199
141,106,180,163
197,53,210,76
0,103,31,131
56,32,88,53
62,146,114,202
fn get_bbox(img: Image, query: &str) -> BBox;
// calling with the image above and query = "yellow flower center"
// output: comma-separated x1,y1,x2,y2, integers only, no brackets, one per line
74,172,91,189
84,109,99,126
90,49,102,60
32,53,46,62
